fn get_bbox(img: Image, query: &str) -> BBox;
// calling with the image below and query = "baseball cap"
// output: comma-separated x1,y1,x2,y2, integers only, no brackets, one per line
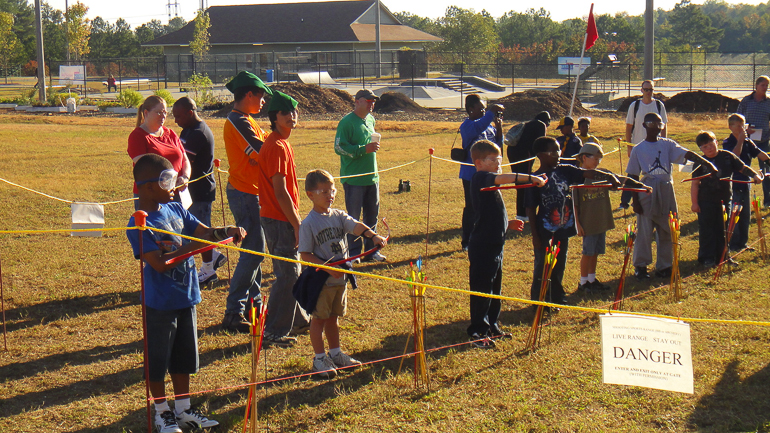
577,142,604,157
557,116,575,128
355,89,379,100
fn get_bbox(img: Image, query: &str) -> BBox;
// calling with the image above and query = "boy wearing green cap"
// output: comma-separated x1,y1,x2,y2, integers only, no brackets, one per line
256,90,311,345
222,71,274,334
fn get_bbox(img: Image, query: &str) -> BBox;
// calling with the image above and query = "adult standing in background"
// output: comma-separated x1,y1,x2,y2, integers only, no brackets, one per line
618,80,668,210
508,111,549,221
459,94,503,250
334,89,386,262
172,97,227,285
127,95,191,210
221,71,273,333
737,75,770,207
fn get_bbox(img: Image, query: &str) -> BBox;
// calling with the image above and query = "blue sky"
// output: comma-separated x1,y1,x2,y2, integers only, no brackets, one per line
45,0,766,29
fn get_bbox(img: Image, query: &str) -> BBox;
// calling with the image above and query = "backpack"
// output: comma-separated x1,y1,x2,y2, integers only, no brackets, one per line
630,98,663,135
505,122,525,147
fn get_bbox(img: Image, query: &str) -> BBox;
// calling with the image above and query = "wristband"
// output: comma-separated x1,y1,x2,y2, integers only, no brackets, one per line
213,227,231,242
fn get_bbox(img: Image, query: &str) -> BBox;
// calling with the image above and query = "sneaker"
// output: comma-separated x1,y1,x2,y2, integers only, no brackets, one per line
176,408,219,429
212,250,228,270
312,355,338,379
488,328,513,340
616,203,630,211
577,281,591,292
516,215,529,222
263,333,297,347
221,313,251,334
655,267,672,278
198,268,218,285
590,279,611,291
634,266,650,280
701,259,716,268
156,410,182,433
289,322,311,336
364,251,387,262
469,333,496,349
329,350,362,369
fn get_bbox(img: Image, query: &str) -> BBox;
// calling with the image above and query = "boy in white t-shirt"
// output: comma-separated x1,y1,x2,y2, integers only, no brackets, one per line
297,169,387,379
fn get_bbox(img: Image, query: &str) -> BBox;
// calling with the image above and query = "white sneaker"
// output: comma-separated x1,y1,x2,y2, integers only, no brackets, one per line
312,355,338,379
211,250,228,270
366,251,386,262
176,408,219,429
329,351,362,368
155,410,182,433
198,267,218,285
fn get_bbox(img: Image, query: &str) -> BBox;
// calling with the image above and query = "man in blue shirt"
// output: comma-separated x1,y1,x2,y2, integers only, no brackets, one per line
737,75,770,205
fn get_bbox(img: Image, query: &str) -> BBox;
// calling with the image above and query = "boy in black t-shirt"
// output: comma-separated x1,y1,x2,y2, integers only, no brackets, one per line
466,140,546,348
691,131,762,266
525,137,621,306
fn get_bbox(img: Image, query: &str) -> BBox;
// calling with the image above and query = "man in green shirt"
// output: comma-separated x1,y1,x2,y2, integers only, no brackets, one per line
334,89,385,262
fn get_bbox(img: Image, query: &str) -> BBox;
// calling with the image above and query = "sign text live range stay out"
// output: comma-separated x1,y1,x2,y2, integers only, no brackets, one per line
600,314,694,394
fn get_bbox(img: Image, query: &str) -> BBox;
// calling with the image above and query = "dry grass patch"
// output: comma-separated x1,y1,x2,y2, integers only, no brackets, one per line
0,111,768,432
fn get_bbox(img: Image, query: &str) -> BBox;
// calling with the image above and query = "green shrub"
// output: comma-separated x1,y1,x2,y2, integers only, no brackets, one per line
154,88,175,106
48,91,78,106
186,73,216,106
117,89,143,108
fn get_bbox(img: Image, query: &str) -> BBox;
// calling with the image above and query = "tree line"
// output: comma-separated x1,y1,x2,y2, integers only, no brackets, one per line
396,0,770,64
0,0,768,73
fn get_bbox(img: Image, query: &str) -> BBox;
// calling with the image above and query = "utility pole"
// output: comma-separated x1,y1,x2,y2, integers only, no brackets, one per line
644,0,654,80
375,0,381,78
65,0,70,64
34,0,46,101
167,0,180,21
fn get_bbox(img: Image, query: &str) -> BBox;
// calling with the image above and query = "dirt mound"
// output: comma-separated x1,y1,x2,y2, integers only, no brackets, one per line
616,93,669,112
211,82,354,117
373,91,430,114
664,91,739,113
496,89,588,121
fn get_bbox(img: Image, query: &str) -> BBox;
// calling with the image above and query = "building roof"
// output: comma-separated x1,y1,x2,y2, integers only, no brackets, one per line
146,1,442,47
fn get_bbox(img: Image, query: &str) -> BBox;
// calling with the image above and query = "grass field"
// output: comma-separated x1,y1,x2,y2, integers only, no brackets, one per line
1,112,769,432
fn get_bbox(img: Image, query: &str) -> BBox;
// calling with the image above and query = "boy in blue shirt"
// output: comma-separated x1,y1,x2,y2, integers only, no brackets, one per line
466,140,546,348
127,154,245,433
459,94,503,251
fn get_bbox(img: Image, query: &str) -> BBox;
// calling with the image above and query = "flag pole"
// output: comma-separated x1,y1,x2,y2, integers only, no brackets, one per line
569,3,594,116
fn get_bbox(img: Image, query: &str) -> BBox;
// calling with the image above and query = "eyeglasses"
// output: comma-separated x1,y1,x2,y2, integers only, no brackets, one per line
641,87,654,92
136,168,178,191
312,188,337,196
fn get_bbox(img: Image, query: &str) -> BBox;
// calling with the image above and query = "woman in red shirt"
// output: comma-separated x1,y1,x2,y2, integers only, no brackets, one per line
127,95,191,201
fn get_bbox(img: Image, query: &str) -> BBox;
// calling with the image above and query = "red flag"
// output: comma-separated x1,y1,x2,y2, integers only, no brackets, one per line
586,4,598,50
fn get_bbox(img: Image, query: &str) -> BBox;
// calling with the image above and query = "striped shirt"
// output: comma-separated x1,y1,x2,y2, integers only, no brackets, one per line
737,92,770,143
223,110,268,195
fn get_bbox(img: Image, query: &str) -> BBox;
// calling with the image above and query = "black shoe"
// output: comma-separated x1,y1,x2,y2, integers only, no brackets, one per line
655,267,672,278
701,259,716,268
488,327,513,340
577,282,591,292
590,279,611,291
469,333,496,349
634,266,650,280
221,313,251,333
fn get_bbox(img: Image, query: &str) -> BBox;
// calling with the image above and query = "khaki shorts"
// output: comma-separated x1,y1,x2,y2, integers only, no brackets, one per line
312,283,347,319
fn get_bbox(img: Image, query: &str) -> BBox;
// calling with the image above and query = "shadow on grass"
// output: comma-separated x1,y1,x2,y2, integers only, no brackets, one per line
688,360,770,431
0,338,251,419
2,291,138,333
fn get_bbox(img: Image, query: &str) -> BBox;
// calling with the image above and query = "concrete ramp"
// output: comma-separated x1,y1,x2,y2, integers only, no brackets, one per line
297,71,337,85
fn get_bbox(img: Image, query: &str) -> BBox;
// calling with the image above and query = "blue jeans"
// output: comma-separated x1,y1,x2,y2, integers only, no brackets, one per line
343,182,379,256
262,217,309,337
225,187,264,315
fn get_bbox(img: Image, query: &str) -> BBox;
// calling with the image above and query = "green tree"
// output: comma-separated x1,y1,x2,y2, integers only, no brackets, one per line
42,3,66,62
664,0,724,50
165,17,187,34
65,1,90,60
0,11,19,82
435,6,499,64
393,11,437,35
497,8,559,49
189,10,210,64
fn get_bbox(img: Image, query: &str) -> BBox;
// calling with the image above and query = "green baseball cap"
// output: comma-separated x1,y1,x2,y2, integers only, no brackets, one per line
267,90,298,112
225,71,273,96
